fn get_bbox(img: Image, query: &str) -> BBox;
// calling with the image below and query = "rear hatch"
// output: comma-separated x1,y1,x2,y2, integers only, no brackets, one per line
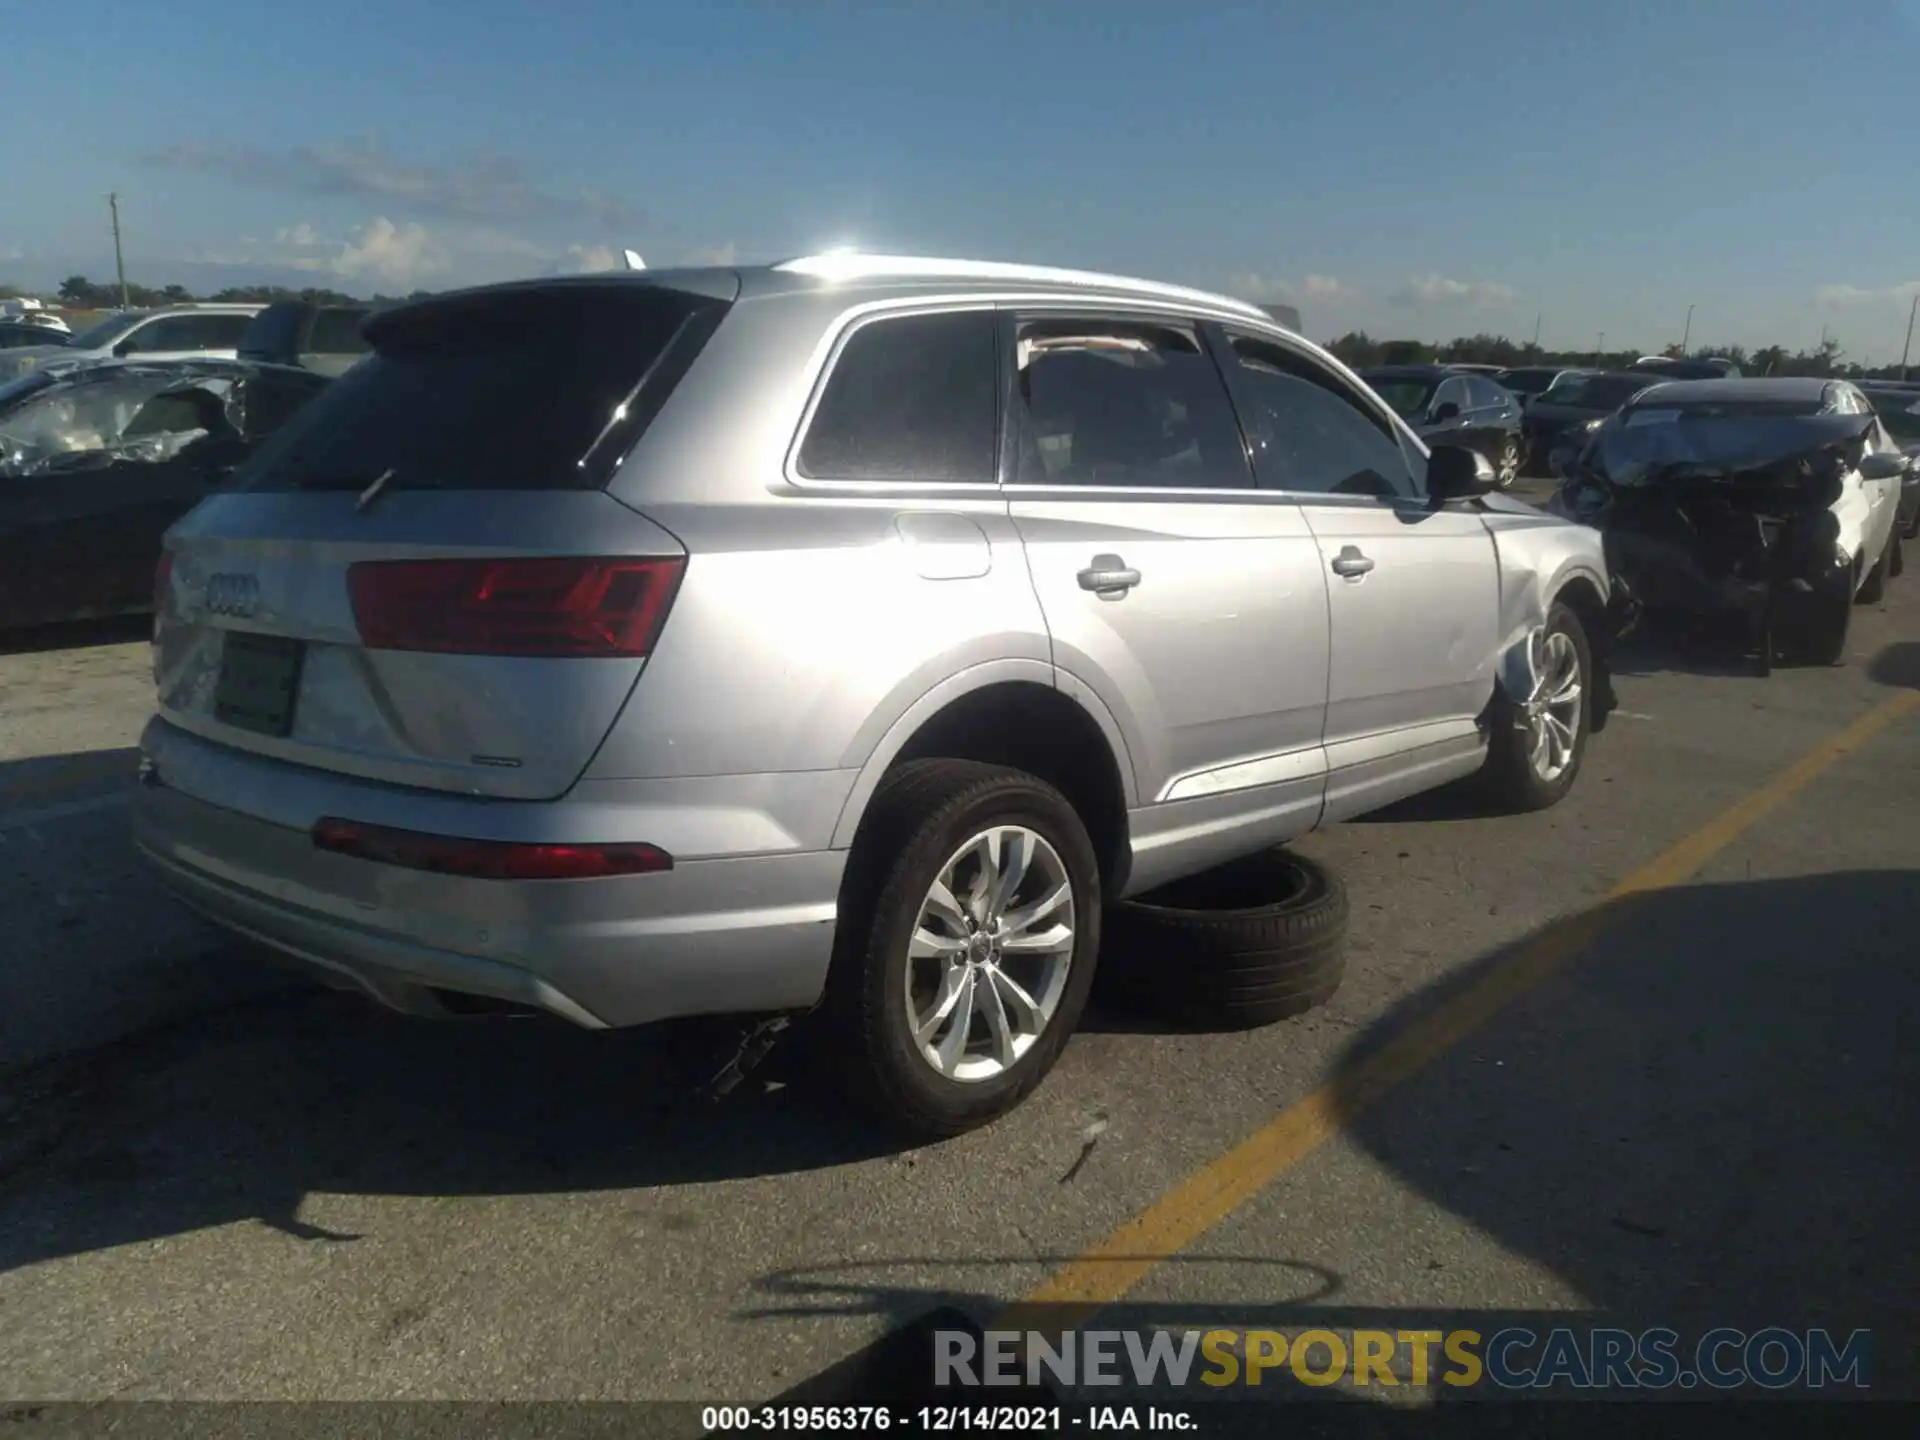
153,276,735,801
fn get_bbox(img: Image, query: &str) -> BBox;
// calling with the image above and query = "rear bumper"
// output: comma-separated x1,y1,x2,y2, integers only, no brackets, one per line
133,721,846,1029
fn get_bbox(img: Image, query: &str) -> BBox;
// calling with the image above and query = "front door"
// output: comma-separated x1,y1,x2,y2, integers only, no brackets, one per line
1002,311,1333,891
1210,328,1502,822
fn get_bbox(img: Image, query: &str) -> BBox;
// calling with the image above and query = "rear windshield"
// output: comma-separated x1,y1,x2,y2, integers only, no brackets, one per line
1496,368,1562,392
232,286,730,493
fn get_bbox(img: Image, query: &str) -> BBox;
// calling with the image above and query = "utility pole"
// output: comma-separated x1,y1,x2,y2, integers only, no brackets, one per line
1681,304,1694,354
1596,331,1605,366
1532,312,1542,349
107,192,129,310
1901,292,1917,382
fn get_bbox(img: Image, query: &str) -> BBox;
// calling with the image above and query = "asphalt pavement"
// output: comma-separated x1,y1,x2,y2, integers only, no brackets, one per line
1,504,1915,1407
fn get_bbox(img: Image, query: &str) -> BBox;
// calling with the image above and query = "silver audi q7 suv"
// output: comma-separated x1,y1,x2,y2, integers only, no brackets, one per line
137,254,1621,1136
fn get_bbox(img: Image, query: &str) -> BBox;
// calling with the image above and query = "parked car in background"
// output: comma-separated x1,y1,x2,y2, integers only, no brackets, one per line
1494,365,1593,408
1859,380,1920,538
1631,355,1744,381
136,256,1622,1138
0,357,330,629
0,321,70,350
1524,370,1662,475
0,304,265,382
1359,363,1526,487
1551,377,1905,671
238,300,377,376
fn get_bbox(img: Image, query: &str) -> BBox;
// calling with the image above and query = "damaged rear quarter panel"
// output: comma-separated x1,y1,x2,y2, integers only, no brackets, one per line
1476,493,1619,731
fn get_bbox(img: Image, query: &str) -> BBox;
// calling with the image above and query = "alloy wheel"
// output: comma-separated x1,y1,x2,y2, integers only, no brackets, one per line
902,825,1076,1083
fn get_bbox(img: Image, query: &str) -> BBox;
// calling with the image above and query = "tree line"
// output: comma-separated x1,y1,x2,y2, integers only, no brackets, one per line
1324,331,1912,382
4,277,1911,380
38,276,427,310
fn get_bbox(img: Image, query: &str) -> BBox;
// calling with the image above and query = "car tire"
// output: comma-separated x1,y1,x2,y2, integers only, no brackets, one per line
1797,580,1853,666
1481,601,1592,812
1890,531,1905,578
824,758,1102,1139
1494,434,1522,490
1099,849,1347,1031
1856,535,1892,603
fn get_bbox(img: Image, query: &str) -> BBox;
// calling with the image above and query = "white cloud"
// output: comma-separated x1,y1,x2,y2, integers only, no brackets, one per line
1815,280,1920,308
0,243,23,263
1229,272,1349,304
1390,273,1519,307
685,241,740,267
557,244,621,275
312,218,450,287
144,138,639,227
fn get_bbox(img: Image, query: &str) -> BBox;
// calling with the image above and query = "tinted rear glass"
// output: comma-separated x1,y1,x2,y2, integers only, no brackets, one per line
797,310,998,483
1540,375,1650,409
233,286,728,493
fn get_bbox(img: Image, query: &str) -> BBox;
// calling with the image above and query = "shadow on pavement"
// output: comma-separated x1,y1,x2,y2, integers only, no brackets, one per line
0,615,150,658
1867,641,1920,689
745,869,1918,1402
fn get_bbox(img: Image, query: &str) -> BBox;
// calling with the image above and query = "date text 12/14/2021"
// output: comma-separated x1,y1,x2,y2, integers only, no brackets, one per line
702,1405,1197,1432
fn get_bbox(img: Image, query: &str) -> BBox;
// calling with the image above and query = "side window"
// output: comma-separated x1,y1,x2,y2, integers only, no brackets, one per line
1431,377,1469,414
1468,377,1507,409
120,317,193,354
1224,336,1418,499
309,308,371,354
796,309,998,483
1011,317,1251,490
188,313,253,349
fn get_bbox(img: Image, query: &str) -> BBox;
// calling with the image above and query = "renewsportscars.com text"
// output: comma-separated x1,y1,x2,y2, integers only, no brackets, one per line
935,1326,1872,1392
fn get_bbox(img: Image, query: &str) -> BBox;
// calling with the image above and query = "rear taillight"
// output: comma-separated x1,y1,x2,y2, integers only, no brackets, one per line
312,818,673,880
346,556,685,657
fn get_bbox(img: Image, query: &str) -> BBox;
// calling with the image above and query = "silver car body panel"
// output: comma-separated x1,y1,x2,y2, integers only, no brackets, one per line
138,261,1616,1028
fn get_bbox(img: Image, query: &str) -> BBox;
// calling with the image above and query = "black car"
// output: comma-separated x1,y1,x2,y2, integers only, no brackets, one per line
0,359,331,628
1521,371,1662,476
1859,381,1920,538
1358,364,1526,488
237,301,376,376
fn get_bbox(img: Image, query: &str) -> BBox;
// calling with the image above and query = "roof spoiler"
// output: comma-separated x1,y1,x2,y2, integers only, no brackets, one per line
624,250,646,271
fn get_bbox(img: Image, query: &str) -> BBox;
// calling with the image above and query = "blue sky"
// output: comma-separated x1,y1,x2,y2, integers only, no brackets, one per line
6,0,1920,359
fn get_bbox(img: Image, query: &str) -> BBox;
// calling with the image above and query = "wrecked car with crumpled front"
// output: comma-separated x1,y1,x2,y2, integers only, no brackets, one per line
1548,377,1908,671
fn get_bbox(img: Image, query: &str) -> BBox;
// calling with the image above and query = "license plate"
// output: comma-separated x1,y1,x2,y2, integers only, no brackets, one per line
214,631,305,737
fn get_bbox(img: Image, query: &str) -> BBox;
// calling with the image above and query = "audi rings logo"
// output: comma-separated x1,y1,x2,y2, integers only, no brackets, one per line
205,573,261,619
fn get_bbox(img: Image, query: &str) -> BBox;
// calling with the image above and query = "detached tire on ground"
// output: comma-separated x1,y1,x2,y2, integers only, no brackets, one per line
1100,850,1348,1031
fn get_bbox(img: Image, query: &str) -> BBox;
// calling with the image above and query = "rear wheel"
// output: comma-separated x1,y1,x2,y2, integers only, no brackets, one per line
1890,531,1905,578
1494,434,1521,490
1482,602,1591,812
825,759,1101,1138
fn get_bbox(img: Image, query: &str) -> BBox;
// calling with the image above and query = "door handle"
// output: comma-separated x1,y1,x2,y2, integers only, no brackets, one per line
1077,554,1141,596
1330,545,1375,579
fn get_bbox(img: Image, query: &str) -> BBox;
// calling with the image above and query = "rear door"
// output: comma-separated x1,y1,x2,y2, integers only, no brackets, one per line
1212,330,1500,823
153,280,735,801
1003,310,1331,879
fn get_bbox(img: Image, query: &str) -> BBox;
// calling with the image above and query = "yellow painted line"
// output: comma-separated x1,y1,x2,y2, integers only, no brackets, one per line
0,749,139,812
994,688,1920,1333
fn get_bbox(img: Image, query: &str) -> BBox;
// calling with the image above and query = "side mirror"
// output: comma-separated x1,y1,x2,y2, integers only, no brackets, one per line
1427,443,1496,502
1429,401,1462,425
1859,451,1908,481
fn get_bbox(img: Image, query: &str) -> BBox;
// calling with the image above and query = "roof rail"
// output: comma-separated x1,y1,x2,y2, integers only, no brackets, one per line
771,252,1271,321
